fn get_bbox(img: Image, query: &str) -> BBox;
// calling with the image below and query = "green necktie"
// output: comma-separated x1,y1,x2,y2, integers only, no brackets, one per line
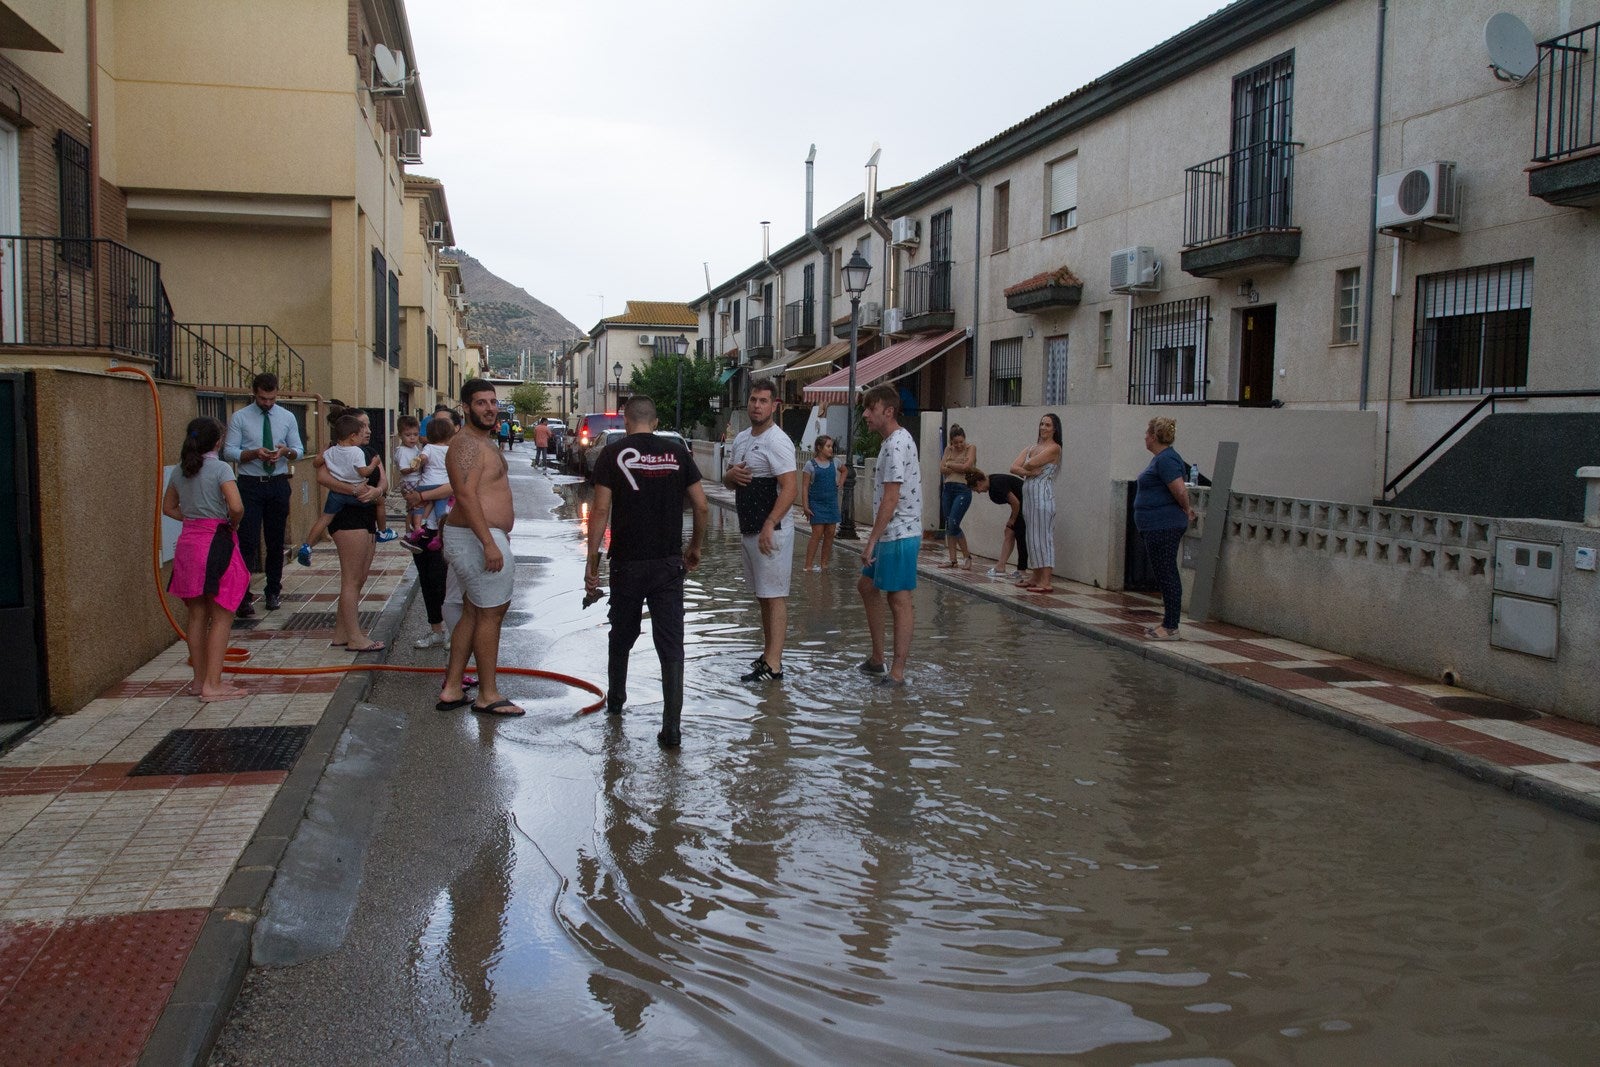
262,409,275,473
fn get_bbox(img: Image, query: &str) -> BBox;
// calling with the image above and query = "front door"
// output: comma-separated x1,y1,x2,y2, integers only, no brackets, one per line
0,373,43,719
1239,305,1276,407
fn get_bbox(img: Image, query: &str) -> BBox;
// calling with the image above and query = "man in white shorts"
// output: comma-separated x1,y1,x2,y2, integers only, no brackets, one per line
722,378,796,682
438,378,524,716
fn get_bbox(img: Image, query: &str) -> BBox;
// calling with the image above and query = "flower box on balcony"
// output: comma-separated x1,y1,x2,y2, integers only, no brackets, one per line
1004,267,1083,313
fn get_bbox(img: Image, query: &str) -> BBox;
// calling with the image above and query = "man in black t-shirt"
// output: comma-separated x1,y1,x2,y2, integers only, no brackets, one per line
586,396,709,747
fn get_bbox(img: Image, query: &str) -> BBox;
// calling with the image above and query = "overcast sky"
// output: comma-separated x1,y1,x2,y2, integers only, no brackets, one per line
405,0,1224,336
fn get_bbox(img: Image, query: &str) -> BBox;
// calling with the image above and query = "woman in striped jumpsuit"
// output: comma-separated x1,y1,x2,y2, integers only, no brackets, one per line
1010,413,1062,593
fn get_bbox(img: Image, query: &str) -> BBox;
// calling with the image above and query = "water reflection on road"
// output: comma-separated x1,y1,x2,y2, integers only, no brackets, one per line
412,474,1600,1065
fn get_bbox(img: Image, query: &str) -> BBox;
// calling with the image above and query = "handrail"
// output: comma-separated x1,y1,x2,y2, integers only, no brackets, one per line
1383,388,1600,498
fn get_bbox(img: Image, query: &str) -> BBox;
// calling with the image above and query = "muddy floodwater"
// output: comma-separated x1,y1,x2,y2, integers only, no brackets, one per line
218,475,1600,1066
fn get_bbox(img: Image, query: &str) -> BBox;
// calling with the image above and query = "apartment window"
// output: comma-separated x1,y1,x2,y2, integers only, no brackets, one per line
733,298,741,332
992,181,1010,253
427,326,437,387
989,337,1023,405
1044,336,1069,404
1047,154,1078,233
1334,268,1361,345
833,248,843,296
388,271,401,367
1098,310,1114,367
1129,297,1210,404
371,249,387,361
1412,260,1532,397
55,131,92,266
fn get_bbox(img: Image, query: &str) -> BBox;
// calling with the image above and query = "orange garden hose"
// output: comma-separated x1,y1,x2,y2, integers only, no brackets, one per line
109,364,605,714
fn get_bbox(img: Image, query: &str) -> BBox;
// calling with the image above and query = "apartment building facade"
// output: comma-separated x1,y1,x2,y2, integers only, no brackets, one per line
582,302,699,415
400,175,475,415
697,0,1597,556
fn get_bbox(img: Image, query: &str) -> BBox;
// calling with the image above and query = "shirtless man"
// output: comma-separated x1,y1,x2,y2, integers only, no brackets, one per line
438,379,524,716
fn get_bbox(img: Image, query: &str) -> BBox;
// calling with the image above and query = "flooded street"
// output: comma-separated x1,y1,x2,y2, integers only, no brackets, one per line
215,464,1600,1066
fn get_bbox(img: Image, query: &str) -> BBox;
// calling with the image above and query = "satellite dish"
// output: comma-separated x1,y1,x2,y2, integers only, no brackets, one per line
373,44,407,87
1485,12,1537,82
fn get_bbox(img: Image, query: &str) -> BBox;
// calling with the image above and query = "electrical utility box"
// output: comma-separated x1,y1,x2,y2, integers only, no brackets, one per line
1491,539,1560,659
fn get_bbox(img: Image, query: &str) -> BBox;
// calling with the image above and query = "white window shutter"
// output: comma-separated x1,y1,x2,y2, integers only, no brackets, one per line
1050,156,1078,216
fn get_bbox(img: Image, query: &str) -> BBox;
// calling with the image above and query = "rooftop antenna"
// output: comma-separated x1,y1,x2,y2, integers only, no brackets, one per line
1485,12,1538,82
865,144,881,220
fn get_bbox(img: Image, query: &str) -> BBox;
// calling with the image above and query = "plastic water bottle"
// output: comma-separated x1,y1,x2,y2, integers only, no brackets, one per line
1188,463,1200,485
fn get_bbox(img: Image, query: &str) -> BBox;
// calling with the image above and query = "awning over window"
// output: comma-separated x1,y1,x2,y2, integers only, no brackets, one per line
773,340,850,383
717,367,738,385
802,329,968,406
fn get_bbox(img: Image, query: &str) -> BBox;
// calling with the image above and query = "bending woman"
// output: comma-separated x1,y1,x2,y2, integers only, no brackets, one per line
1135,416,1198,641
162,417,250,702
937,424,977,568
317,407,387,652
1010,413,1062,594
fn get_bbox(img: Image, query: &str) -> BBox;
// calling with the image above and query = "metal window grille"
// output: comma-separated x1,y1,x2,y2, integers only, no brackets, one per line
1098,310,1114,367
1232,53,1294,155
989,337,1023,405
55,132,92,266
388,271,400,367
1335,268,1361,344
1128,297,1210,405
371,249,386,361
1044,336,1069,405
1048,156,1077,232
1412,260,1532,397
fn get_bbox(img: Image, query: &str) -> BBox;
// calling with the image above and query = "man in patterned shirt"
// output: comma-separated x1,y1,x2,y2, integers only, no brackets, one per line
856,383,922,685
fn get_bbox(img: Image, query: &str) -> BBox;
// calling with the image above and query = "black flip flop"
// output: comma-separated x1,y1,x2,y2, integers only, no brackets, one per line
435,695,473,711
472,698,526,716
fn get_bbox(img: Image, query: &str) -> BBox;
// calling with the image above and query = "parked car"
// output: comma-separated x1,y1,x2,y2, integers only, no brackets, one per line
543,418,568,462
582,428,628,480
571,412,623,472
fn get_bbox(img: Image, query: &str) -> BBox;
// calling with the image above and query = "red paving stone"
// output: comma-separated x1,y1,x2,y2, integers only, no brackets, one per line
0,909,207,1066
1,764,287,797
1206,639,1302,663
1216,660,1334,691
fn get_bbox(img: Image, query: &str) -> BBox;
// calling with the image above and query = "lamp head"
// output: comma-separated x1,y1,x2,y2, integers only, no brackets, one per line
843,250,872,296
674,334,689,357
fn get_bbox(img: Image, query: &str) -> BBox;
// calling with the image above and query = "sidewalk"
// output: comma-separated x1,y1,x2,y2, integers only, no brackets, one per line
0,541,416,1065
3,485,1599,1064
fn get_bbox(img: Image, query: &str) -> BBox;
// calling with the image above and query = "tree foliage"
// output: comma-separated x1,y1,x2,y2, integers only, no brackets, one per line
509,382,550,418
627,355,722,435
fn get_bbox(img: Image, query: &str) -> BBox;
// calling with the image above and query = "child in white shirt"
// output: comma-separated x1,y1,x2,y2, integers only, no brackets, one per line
295,413,379,565
403,418,454,552
394,416,426,534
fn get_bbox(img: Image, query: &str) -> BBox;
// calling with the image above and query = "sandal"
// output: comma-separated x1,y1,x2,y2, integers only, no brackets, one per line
1144,627,1182,642
472,698,526,716
346,641,385,653
435,695,473,711
1025,586,1055,594
936,560,959,569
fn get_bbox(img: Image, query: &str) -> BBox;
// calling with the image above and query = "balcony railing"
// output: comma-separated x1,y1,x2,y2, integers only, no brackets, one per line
1183,140,1297,247
169,323,306,392
904,260,953,317
1534,20,1599,162
745,315,772,352
782,298,814,341
0,236,170,362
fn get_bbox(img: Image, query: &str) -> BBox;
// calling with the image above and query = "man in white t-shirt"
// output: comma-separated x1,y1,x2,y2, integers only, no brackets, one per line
722,378,797,682
857,383,922,685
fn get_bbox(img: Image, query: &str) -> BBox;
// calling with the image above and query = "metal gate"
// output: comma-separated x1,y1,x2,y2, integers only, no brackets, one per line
0,372,43,720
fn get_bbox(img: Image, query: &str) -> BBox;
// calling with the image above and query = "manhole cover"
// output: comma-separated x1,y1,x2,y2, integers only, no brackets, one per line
129,726,314,776
1293,665,1373,684
279,610,379,631
1432,696,1540,721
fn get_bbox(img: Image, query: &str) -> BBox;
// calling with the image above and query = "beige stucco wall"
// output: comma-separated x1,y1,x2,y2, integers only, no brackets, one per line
6,0,87,113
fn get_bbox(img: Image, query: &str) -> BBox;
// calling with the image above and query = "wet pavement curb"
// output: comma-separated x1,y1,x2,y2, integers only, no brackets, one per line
137,575,419,1067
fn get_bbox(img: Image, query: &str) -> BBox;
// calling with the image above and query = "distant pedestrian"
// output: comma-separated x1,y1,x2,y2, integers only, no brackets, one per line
1135,416,1198,641
587,395,709,747
723,378,797,682
967,469,1028,580
1010,413,1061,594
497,414,513,451
533,417,552,469
856,383,921,685
222,372,303,616
800,434,843,572
163,417,249,702
937,424,977,569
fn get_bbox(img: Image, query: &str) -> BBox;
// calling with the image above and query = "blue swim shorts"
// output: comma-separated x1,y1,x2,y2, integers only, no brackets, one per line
862,535,921,592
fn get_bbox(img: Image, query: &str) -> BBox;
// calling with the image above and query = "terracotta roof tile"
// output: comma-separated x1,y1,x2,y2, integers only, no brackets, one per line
1003,266,1084,297
602,301,699,327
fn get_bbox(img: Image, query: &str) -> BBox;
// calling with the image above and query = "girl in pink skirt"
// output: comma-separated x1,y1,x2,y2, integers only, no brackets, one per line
163,416,251,702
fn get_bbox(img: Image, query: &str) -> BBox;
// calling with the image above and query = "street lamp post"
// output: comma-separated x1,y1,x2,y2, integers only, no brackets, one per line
613,361,623,409
837,250,872,540
672,333,689,431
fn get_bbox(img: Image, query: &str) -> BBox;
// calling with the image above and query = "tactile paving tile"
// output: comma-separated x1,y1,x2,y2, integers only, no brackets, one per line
277,610,379,631
128,726,313,777
0,908,207,1065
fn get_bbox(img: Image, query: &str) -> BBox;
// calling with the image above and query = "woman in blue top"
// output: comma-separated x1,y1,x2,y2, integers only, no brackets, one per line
1134,416,1199,640
800,435,843,572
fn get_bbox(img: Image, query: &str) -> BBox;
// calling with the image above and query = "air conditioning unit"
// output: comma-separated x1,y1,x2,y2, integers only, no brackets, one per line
883,307,905,334
891,216,920,248
715,297,730,315
637,334,654,346
746,279,763,299
427,220,445,244
399,128,423,164
860,301,882,326
1377,161,1459,230
1109,246,1160,292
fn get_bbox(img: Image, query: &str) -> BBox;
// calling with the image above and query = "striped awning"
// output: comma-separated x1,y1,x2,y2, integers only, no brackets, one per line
717,367,738,385
773,340,851,383
802,329,968,406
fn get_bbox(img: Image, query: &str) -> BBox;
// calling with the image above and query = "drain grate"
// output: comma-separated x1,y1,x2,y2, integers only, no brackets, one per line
1433,695,1541,721
279,610,379,631
129,726,314,776
1292,665,1374,684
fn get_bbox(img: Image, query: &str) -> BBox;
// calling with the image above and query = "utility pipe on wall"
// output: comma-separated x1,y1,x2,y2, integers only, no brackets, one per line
1358,0,1389,410
957,158,982,408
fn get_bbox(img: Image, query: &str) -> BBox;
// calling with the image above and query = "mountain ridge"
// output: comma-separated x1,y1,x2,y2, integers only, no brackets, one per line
447,248,582,375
